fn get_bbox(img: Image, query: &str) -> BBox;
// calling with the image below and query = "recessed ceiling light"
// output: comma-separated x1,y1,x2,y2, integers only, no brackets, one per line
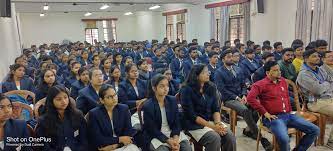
40,13,45,17
100,4,110,10
149,5,160,10
124,12,133,15
84,12,92,16
43,4,49,10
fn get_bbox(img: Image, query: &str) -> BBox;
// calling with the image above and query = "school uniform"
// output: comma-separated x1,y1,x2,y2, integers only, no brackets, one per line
207,64,220,82
70,80,87,99
2,119,32,151
180,85,236,151
138,71,153,81
118,79,147,113
76,84,100,115
1,76,35,93
105,78,124,93
65,74,78,89
34,83,61,101
35,112,88,151
240,58,260,80
182,58,200,80
170,58,183,83
87,104,139,151
168,80,179,96
199,53,209,65
142,96,190,151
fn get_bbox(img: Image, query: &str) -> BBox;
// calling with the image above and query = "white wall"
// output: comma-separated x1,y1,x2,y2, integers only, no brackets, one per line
19,11,165,47
250,0,297,46
0,3,22,80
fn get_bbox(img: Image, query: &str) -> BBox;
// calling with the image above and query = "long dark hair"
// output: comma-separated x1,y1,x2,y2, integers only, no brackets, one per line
37,69,57,93
147,74,168,98
7,64,26,82
184,64,216,97
109,65,122,82
43,85,83,136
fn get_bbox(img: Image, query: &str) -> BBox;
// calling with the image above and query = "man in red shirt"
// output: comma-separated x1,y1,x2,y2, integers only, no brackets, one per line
247,61,319,151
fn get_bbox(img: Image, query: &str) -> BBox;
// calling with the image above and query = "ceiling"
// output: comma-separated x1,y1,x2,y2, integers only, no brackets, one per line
13,0,212,13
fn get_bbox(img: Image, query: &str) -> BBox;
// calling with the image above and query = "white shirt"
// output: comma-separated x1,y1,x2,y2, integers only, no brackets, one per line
160,107,171,136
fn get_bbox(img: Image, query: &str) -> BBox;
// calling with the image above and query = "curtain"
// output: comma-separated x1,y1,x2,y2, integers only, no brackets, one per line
210,9,216,39
295,0,312,45
106,20,114,41
220,6,229,45
311,0,333,50
242,2,251,43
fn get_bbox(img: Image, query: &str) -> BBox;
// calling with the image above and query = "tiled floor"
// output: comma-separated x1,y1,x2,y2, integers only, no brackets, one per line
233,120,333,151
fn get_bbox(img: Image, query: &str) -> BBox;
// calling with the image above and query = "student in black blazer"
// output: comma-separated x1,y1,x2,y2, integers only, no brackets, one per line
34,69,60,101
0,94,32,151
1,64,34,93
76,68,104,115
180,64,236,151
70,67,90,99
118,64,148,129
143,74,191,151
104,65,124,93
35,85,88,151
137,59,153,81
155,68,179,96
87,84,140,151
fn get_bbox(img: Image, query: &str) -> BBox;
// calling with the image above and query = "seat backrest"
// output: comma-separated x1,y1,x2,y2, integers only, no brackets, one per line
5,90,36,104
12,102,33,120
285,79,301,112
137,101,146,127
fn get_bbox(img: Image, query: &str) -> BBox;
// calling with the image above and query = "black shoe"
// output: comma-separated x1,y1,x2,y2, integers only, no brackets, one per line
242,128,256,140
261,138,273,151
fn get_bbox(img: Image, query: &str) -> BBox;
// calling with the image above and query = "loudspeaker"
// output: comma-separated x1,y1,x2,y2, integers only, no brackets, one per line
257,0,264,13
0,0,11,17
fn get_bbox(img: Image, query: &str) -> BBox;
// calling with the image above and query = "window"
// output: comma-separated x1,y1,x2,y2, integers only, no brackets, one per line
176,13,186,41
166,15,174,42
102,20,117,42
229,4,244,45
212,4,244,45
214,7,221,41
85,28,99,44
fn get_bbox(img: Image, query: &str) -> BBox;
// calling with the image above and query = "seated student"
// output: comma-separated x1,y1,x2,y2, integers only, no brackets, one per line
240,48,261,81
278,48,297,82
46,63,65,85
273,42,283,61
180,64,236,151
91,54,101,69
70,67,90,99
138,59,153,81
262,45,273,53
65,61,81,88
35,69,59,101
101,58,112,81
2,64,34,93
232,49,241,68
207,51,220,82
105,65,124,93
155,68,179,96
0,94,32,151
87,85,140,151
151,48,169,70
199,44,212,65
15,56,36,80
118,64,147,128
214,50,272,150
296,49,333,148
35,85,88,151
79,50,90,67
143,74,191,151
252,52,275,83
182,47,200,79
57,54,69,76
170,45,185,83
291,44,304,74
248,61,319,151
76,68,104,115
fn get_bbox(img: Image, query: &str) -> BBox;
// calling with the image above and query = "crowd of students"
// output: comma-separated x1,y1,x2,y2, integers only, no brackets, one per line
0,37,332,151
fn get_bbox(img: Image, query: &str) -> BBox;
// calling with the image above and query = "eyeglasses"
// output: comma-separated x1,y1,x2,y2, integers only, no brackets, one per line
105,94,118,100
